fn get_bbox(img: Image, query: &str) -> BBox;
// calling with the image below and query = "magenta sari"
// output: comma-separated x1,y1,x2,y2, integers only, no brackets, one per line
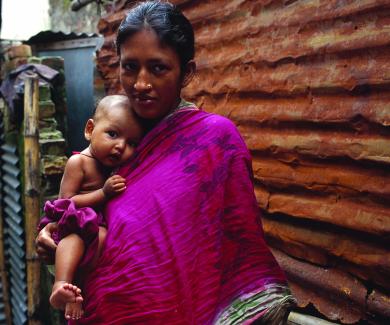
72,104,290,324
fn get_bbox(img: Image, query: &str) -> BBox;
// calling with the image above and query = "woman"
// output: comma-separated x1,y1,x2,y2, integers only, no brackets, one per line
36,2,295,324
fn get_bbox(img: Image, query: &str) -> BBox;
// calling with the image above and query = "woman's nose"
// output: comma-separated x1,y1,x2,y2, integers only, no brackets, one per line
133,68,151,91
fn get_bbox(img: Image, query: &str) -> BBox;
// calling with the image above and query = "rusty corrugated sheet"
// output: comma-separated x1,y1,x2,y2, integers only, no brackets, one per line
0,112,11,325
26,31,99,44
1,144,28,325
272,248,367,324
97,1,390,323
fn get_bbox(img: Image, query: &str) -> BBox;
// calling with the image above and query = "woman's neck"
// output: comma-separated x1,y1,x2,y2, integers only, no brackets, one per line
139,117,161,133
140,97,183,133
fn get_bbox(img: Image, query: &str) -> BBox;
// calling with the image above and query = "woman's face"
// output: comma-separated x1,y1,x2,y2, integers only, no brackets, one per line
120,29,188,120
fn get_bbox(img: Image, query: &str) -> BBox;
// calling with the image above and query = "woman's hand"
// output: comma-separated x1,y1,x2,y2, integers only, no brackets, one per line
35,222,58,264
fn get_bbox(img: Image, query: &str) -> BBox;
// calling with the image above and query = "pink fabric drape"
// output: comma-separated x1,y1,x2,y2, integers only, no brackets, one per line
70,108,287,324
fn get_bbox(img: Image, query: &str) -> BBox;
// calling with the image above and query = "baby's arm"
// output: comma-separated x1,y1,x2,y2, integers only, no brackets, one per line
59,155,126,209
59,155,84,203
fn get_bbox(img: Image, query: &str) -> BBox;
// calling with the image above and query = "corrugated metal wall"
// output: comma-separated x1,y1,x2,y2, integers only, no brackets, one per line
97,1,390,323
1,143,28,325
0,114,10,325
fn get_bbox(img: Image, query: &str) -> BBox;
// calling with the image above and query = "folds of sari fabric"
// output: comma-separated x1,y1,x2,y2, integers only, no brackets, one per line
74,108,294,324
215,284,295,324
39,198,103,269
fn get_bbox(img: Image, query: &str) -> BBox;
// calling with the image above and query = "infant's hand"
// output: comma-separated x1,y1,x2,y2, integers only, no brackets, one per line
103,175,126,197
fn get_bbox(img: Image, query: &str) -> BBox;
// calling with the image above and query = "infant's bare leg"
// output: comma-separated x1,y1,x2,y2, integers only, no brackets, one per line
50,234,84,311
63,227,106,320
90,226,107,268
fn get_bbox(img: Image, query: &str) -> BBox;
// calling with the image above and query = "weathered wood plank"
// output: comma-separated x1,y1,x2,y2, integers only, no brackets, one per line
23,77,41,325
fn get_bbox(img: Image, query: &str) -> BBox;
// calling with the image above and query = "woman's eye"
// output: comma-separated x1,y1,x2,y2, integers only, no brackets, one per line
123,62,137,72
107,131,117,138
152,64,167,74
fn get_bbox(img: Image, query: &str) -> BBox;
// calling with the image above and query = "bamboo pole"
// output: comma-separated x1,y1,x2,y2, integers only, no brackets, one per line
23,76,42,325
0,197,12,324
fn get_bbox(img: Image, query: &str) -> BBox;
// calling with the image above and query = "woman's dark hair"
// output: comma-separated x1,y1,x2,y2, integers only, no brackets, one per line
116,1,195,71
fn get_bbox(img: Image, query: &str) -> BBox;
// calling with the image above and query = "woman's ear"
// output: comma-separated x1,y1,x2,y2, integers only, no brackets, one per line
181,60,196,87
84,119,95,141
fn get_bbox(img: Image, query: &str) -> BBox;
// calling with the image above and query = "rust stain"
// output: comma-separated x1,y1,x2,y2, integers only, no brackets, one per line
367,289,390,319
272,248,367,323
265,236,330,266
97,1,390,322
263,217,390,275
210,94,390,127
196,13,390,66
188,48,390,96
252,157,390,198
241,126,390,163
267,192,390,235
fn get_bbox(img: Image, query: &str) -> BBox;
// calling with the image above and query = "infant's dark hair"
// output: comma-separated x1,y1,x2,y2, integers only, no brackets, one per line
92,95,130,121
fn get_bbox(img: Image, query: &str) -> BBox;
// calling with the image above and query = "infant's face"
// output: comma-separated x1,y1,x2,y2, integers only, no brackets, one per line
88,106,143,167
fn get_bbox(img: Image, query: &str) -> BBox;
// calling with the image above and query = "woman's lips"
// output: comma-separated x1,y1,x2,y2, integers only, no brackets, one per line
135,97,154,103
133,94,156,101
133,96,157,107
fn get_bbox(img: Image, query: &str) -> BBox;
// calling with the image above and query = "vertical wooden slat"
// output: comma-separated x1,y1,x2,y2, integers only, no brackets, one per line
23,76,41,325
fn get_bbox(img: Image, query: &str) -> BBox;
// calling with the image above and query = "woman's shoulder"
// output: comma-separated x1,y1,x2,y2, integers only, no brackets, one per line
194,111,249,154
198,111,241,135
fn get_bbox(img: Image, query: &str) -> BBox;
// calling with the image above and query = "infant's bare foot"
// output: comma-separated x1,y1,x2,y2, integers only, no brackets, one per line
65,300,84,320
50,281,83,310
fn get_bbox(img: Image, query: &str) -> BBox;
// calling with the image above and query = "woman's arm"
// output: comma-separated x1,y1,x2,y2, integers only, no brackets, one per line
35,222,58,264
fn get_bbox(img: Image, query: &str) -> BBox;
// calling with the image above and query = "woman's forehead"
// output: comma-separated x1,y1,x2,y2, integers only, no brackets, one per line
120,29,179,61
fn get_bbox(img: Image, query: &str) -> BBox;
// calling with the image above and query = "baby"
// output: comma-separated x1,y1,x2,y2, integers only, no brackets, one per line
39,95,143,320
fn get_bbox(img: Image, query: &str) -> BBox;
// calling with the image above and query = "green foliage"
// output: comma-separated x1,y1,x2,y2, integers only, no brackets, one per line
63,0,72,9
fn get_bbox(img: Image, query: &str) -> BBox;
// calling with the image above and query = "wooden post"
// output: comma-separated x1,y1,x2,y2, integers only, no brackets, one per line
23,76,41,325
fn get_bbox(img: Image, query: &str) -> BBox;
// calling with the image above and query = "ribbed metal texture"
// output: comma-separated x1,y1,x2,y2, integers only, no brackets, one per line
97,0,390,323
0,119,8,324
1,143,27,325
0,282,6,324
